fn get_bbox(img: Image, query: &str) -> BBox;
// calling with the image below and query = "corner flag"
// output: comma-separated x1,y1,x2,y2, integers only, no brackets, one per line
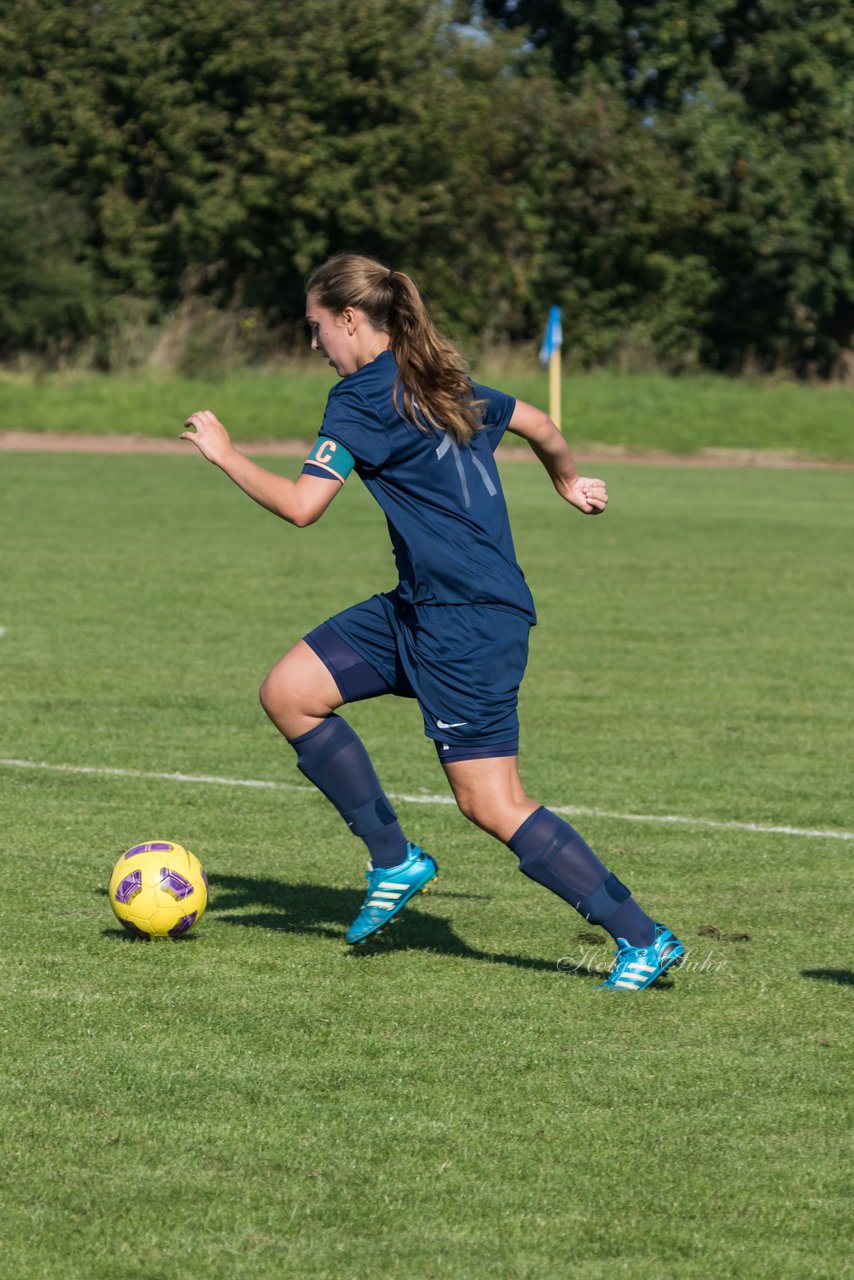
539,305,563,433
539,305,562,366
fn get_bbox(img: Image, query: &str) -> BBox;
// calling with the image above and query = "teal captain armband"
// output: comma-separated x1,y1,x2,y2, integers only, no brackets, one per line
302,436,356,482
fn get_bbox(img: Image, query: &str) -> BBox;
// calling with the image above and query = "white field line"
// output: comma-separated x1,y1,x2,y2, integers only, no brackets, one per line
2,756,853,842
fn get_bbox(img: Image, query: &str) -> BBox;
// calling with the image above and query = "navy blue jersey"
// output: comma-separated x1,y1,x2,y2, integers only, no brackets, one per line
302,350,535,622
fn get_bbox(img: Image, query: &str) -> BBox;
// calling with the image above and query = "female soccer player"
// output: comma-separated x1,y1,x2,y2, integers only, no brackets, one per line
181,253,683,991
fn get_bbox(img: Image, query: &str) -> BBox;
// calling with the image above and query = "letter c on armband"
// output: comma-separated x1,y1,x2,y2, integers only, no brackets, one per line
303,436,356,481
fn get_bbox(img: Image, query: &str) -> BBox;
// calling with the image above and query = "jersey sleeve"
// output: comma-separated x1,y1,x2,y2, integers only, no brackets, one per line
471,382,517,449
318,382,391,470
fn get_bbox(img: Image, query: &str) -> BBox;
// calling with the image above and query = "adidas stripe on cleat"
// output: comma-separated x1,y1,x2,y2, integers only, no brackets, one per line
345,843,438,945
596,923,685,992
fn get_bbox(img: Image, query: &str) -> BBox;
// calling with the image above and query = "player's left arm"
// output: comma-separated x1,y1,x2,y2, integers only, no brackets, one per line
506,399,607,515
181,410,343,527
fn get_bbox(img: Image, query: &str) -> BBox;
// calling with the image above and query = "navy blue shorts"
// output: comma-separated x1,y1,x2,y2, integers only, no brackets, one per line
303,590,531,763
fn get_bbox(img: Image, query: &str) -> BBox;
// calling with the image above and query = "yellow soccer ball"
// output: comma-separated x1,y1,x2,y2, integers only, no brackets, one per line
108,840,208,939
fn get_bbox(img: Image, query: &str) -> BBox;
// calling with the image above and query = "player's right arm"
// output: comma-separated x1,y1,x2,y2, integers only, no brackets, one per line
506,399,607,515
181,410,344,527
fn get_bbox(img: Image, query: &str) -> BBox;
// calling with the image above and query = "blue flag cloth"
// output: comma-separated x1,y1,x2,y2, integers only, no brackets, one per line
538,305,562,366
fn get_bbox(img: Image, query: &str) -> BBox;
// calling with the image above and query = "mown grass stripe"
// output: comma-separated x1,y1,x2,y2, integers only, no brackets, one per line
3,756,852,842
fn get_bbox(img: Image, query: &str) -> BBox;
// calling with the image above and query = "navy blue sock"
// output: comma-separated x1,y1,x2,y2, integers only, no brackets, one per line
288,715,409,868
507,806,655,947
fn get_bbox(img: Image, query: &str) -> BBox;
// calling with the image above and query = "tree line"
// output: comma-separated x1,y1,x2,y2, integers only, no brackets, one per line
1,0,852,375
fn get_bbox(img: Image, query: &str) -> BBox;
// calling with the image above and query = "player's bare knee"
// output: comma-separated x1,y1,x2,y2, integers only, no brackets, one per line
259,667,292,720
455,793,501,837
258,675,276,719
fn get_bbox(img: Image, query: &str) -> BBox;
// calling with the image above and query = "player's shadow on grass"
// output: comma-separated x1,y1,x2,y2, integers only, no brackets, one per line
101,927,201,943
801,969,854,987
208,872,600,979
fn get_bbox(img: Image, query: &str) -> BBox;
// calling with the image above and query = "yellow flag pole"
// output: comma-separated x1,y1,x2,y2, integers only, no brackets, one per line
549,346,562,434
541,305,563,433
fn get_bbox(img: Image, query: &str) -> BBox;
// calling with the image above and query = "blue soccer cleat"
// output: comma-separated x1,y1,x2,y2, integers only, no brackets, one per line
596,923,685,991
345,843,438,945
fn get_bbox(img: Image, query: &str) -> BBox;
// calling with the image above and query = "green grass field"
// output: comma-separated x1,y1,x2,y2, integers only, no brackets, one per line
2,364,853,459
1,450,851,1279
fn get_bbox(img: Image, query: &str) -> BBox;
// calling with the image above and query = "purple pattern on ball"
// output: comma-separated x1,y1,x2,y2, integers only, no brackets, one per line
201,868,209,889
169,912,197,937
115,870,142,904
125,841,173,858
159,868,193,900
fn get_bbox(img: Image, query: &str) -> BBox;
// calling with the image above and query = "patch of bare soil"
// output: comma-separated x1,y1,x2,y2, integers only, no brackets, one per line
0,432,850,470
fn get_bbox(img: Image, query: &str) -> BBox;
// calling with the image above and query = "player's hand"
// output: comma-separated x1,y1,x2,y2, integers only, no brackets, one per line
180,410,233,465
560,475,608,515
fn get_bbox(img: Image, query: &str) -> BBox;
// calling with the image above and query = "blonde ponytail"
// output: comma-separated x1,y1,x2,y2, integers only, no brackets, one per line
306,254,484,446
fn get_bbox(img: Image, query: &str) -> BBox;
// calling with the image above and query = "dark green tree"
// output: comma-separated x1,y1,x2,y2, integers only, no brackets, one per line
2,0,851,370
0,96,102,355
466,0,854,371
3,0,468,318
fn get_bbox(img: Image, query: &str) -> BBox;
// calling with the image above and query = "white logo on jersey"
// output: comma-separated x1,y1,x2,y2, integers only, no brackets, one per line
436,719,468,730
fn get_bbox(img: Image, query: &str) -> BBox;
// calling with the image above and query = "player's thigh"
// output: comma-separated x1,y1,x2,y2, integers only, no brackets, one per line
260,639,344,721
442,755,538,842
407,604,530,751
